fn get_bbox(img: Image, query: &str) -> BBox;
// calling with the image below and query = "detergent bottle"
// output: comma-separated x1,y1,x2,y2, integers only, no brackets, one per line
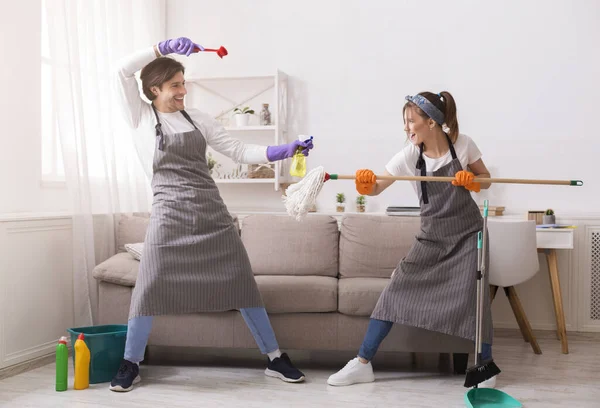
73,333,90,390
55,336,68,391
289,135,313,177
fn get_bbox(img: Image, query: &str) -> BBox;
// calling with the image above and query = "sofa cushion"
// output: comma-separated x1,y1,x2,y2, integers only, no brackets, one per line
338,277,390,316
254,275,338,313
92,252,139,287
116,214,150,253
124,243,144,260
115,213,240,252
339,214,420,278
241,215,339,277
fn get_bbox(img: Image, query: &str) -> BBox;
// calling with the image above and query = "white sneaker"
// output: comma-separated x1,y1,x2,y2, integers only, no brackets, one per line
479,375,497,388
327,357,375,386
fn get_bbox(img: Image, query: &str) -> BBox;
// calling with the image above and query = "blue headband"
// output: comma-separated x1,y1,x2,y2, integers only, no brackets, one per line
405,94,445,125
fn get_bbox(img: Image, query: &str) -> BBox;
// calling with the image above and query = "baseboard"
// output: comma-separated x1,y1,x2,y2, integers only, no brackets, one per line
0,352,58,381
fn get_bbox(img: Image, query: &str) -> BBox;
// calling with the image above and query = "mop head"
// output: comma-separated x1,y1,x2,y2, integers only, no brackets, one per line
283,166,327,221
464,358,501,388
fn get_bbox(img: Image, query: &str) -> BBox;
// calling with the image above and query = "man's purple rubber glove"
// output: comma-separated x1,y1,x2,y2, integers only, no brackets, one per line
158,37,204,57
266,137,314,162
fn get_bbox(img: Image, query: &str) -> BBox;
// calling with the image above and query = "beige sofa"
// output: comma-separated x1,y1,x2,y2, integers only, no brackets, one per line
92,213,473,371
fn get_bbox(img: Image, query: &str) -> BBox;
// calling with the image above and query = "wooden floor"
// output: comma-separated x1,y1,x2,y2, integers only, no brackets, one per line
1,331,599,408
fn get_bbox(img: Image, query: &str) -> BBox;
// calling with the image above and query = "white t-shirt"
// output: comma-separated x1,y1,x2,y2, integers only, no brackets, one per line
114,47,268,180
385,134,482,194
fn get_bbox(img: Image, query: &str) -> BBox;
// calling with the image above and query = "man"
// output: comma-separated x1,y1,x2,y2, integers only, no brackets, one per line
110,37,313,392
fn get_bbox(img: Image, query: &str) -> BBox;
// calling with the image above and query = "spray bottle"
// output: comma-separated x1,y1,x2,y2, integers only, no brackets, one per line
55,336,68,391
74,333,90,390
289,135,313,177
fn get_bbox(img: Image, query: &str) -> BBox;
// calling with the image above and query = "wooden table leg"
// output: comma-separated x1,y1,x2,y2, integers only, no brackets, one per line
545,249,569,354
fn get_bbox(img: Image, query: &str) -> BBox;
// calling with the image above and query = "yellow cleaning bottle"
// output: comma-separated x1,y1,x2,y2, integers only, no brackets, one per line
74,333,90,390
289,135,313,177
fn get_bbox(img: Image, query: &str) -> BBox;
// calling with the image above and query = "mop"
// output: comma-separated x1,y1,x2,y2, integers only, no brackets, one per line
283,166,583,220
464,200,522,408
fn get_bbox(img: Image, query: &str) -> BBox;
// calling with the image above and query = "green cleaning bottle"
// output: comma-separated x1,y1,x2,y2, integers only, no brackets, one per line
55,336,68,391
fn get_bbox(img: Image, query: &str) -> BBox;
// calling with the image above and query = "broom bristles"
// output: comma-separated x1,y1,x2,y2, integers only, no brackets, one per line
464,358,501,388
283,166,326,221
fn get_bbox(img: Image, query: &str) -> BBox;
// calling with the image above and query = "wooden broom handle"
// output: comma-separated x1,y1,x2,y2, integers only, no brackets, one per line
329,174,583,186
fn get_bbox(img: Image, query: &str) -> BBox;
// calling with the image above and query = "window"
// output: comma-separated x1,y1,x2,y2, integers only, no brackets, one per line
41,0,65,184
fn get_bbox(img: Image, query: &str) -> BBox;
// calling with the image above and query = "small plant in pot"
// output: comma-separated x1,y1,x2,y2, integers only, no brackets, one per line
206,152,221,177
356,195,366,213
336,193,346,212
233,106,254,127
543,209,556,225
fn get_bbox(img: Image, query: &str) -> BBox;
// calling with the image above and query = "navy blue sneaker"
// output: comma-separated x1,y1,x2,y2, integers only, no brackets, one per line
265,353,305,383
109,359,141,392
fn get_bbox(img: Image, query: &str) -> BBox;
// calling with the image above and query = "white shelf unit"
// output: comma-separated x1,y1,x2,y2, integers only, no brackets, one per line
224,126,276,131
186,71,289,191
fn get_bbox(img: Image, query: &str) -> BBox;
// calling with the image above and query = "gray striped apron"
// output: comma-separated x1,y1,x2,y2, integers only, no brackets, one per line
128,108,264,319
371,135,493,344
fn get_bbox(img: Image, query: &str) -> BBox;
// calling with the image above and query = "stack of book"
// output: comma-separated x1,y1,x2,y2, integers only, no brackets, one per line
479,205,504,216
386,206,421,216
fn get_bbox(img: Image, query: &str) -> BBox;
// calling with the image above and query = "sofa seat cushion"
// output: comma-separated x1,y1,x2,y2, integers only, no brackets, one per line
339,214,420,278
92,252,139,287
254,275,338,313
338,277,390,316
241,215,339,277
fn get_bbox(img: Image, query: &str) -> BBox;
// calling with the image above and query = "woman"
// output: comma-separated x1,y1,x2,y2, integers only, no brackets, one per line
327,91,497,388
110,37,313,392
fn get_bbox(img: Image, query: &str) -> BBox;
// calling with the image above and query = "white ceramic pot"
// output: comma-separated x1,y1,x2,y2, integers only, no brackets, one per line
235,114,250,127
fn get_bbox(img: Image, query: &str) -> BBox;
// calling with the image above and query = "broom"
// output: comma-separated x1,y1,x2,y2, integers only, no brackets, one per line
283,166,583,220
464,200,501,388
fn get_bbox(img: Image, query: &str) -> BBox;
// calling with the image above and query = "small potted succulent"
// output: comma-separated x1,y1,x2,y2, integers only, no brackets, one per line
543,208,556,225
233,106,254,127
206,152,221,177
356,195,366,212
336,193,346,212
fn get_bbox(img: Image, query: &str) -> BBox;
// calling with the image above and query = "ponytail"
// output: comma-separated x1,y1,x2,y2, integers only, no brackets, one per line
439,91,459,143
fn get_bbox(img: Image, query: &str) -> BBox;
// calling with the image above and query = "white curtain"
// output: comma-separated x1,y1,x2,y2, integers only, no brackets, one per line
44,0,165,326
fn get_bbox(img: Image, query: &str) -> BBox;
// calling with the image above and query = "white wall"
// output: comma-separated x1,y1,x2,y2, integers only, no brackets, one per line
4,0,598,216
0,0,69,215
167,0,599,216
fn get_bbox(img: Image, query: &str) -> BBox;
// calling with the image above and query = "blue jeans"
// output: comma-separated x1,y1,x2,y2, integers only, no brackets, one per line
124,307,279,363
358,318,492,362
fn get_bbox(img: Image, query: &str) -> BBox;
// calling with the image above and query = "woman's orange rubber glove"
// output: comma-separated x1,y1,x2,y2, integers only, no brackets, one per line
452,170,481,192
355,169,377,195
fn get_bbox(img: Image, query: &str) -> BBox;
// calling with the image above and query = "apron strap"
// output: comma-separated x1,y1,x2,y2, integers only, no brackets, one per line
151,105,165,151
416,143,429,205
180,110,198,130
416,133,456,205
151,107,198,151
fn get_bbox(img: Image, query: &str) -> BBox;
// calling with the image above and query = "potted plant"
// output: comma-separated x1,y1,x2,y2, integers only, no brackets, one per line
356,195,366,212
233,106,254,127
543,208,556,225
336,193,346,212
206,152,221,177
